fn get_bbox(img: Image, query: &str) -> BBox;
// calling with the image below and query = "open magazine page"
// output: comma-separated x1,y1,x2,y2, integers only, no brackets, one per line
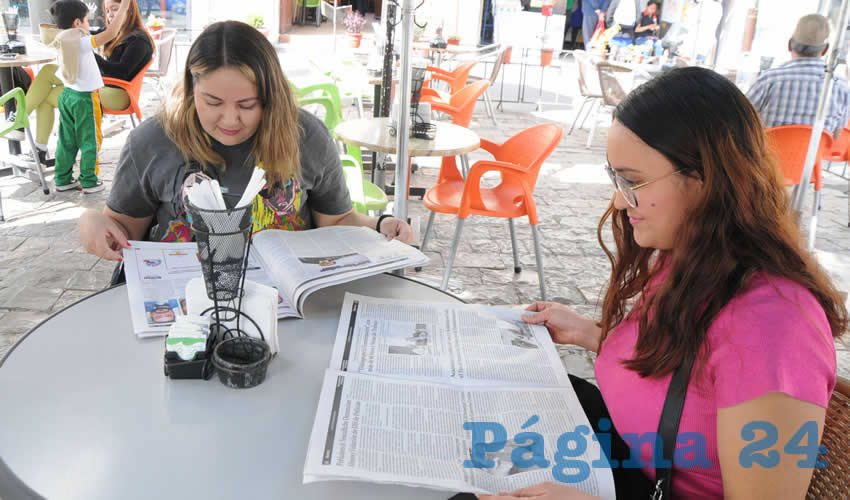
123,241,296,336
328,294,570,387
304,370,615,498
292,257,428,313
123,242,199,337
251,227,427,312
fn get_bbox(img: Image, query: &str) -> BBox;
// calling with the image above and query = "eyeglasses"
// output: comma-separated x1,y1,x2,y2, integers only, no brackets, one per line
604,163,683,208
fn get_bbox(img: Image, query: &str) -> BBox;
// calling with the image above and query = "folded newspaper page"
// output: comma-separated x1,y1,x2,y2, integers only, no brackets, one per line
122,228,428,337
304,370,615,498
329,293,570,386
251,226,428,313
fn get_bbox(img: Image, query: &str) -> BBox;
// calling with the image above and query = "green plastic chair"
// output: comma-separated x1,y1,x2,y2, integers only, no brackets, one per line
296,0,322,27
296,87,388,214
0,88,51,198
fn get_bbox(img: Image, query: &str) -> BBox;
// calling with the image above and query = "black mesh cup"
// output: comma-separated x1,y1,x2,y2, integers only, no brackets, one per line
185,202,254,302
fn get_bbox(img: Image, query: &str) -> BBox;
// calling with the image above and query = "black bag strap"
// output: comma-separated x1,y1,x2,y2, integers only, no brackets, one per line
652,353,695,500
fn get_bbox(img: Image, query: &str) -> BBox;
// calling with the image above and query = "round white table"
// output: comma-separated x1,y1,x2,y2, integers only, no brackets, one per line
0,274,464,500
334,117,480,157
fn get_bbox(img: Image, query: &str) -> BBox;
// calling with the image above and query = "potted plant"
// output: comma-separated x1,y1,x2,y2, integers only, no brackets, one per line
246,14,269,39
539,33,554,67
447,34,461,46
343,10,367,48
540,47,554,66
146,13,164,34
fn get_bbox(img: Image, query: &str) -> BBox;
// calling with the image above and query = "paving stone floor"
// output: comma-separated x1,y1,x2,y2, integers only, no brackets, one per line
1,39,848,384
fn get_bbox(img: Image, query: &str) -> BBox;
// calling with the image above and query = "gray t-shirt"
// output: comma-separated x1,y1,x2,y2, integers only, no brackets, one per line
107,109,351,242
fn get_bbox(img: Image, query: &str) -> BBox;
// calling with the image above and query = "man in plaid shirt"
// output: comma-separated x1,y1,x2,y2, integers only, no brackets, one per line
747,14,850,139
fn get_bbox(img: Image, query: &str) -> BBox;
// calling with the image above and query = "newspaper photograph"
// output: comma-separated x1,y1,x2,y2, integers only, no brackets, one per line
328,294,571,387
304,370,615,499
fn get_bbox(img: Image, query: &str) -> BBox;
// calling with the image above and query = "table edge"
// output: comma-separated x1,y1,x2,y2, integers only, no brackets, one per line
334,120,481,157
0,56,56,68
0,273,464,371
0,273,463,500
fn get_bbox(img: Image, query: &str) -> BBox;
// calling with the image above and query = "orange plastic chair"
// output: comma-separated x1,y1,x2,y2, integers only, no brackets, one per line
765,125,833,250
420,123,564,300
428,79,490,128
823,126,850,177
426,80,490,177
100,58,154,128
421,61,478,105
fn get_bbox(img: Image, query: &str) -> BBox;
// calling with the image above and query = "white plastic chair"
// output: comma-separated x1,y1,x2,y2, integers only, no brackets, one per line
568,50,603,136
145,28,176,98
467,44,508,125
584,60,632,149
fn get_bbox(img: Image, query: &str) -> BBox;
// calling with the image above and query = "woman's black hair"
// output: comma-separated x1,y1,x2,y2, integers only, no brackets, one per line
49,0,89,30
612,66,760,181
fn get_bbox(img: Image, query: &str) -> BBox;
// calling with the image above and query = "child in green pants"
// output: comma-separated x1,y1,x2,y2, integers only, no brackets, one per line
48,0,129,193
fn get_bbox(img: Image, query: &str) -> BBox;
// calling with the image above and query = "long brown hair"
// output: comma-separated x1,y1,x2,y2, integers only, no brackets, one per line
101,0,155,58
160,21,301,185
598,67,847,378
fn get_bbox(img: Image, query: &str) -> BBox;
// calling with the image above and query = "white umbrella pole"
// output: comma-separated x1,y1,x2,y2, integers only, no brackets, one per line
393,0,414,227
791,0,850,223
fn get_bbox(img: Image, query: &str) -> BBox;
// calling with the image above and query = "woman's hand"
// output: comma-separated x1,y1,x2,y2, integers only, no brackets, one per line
478,482,603,499
94,0,132,46
313,209,414,245
78,209,139,261
522,302,601,353
378,216,413,244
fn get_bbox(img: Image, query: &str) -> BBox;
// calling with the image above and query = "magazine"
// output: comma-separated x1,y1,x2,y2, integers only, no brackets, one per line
122,227,428,337
303,294,616,498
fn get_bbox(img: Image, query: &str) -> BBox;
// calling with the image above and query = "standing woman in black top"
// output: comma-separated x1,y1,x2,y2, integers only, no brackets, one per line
96,0,155,111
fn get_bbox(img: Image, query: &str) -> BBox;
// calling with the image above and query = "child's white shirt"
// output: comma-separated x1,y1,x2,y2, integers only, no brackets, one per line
65,35,103,92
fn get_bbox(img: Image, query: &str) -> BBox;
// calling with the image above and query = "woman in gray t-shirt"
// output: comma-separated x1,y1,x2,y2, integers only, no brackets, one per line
79,20,412,260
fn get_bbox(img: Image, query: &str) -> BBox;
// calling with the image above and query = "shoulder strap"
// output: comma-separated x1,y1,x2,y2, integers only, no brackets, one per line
652,353,695,500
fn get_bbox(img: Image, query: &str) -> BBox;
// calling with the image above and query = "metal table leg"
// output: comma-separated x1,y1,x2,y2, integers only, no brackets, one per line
371,82,381,183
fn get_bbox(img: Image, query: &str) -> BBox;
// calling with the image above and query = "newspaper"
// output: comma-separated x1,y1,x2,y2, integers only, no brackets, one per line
305,371,615,498
122,227,428,337
304,295,615,498
329,293,571,386
251,226,428,313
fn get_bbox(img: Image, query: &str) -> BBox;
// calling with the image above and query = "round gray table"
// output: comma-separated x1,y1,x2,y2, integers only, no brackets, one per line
0,274,463,500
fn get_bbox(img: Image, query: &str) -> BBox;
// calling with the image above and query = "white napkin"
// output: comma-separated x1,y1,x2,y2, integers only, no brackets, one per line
185,278,279,355
184,168,266,233
235,167,267,209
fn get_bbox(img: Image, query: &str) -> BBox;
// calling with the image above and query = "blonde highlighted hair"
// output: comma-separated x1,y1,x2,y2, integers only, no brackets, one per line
160,21,301,185
101,0,155,58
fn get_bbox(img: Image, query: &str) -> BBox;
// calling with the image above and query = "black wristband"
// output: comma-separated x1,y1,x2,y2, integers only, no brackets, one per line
376,214,394,234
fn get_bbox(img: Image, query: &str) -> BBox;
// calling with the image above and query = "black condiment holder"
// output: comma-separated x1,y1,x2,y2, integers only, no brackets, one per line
163,187,269,384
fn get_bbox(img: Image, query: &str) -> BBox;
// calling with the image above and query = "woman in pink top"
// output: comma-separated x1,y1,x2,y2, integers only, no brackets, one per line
481,67,848,499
